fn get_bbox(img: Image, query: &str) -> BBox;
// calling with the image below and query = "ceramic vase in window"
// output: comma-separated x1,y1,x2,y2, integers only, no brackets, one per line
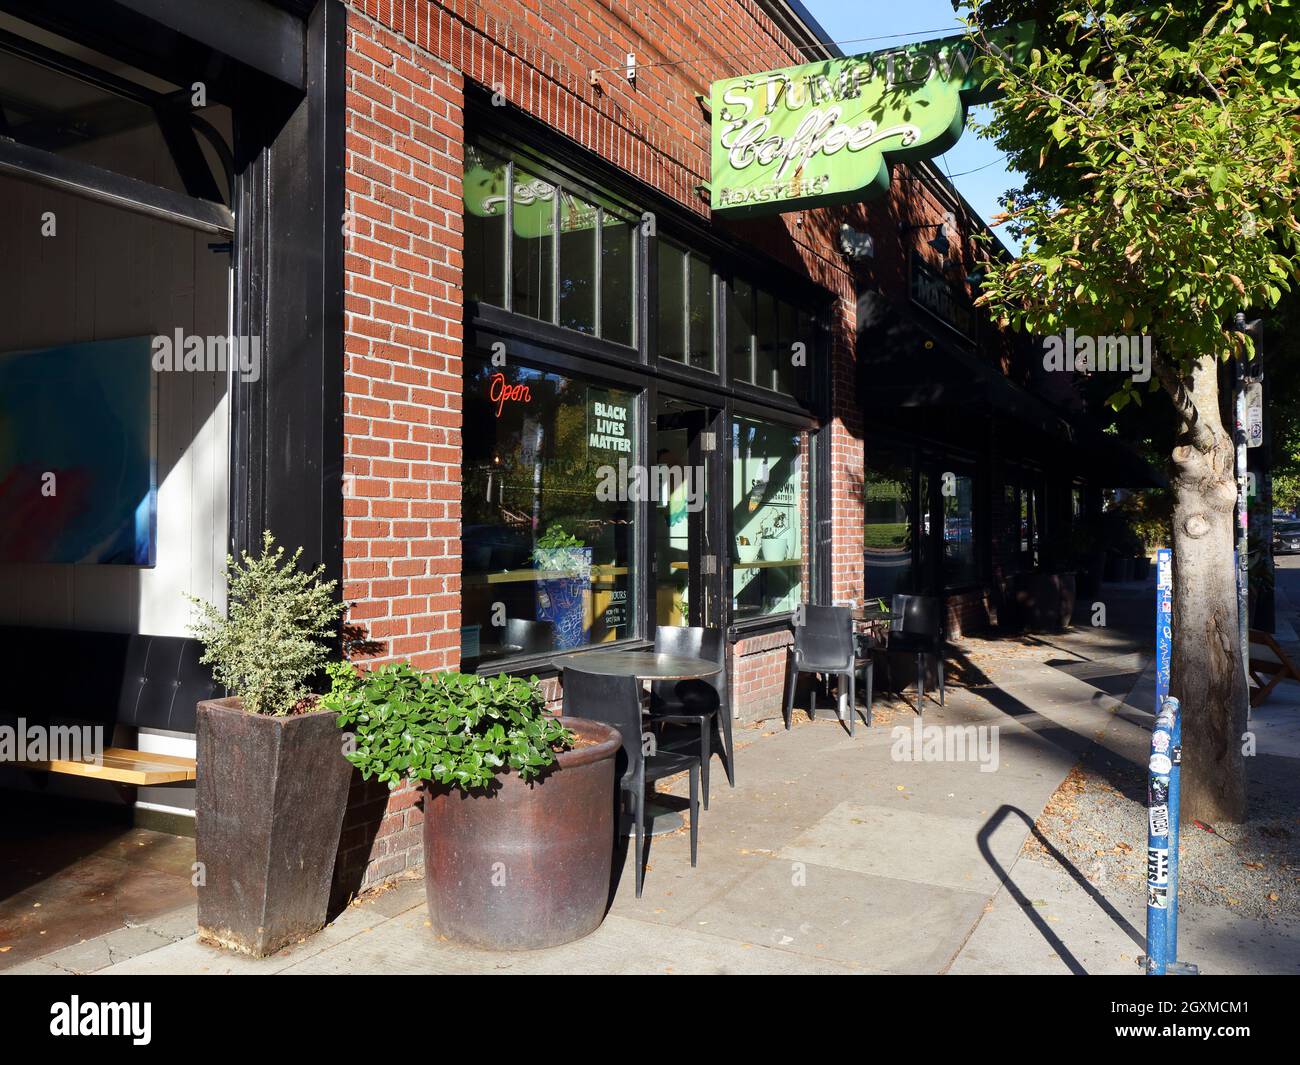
532,526,592,650
735,534,760,565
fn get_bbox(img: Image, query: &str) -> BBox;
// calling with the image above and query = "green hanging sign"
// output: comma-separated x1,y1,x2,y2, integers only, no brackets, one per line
709,23,1034,216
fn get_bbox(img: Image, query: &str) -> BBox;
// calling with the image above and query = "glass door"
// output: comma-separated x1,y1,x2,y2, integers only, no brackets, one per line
653,395,721,629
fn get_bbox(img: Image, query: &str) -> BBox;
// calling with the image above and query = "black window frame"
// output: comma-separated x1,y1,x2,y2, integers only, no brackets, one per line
462,94,833,669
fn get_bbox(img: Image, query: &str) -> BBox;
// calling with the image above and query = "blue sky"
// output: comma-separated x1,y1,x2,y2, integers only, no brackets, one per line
802,0,1021,244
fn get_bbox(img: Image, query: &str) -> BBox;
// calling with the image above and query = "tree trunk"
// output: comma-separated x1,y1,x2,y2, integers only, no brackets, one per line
1167,354,1247,824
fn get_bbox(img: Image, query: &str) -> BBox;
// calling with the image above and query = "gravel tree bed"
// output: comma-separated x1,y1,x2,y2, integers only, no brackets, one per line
1024,746,1300,922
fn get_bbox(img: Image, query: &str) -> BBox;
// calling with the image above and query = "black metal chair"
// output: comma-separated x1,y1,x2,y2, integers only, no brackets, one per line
504,617,554,653
561,666,700,898
853,626,882,729
782,605,867,735
647,625,732,809
889,593,946,710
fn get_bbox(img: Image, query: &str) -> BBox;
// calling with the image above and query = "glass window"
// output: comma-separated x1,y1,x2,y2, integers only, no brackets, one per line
1000,483,1021,571
732,415,804,619
463,143,509,307
727,277,755,383
776,301,800,396
865,453,915,599
511,167,556,322
755,289,779,390
687,252,714,371
601,211,636,346
461,353,637,668
557,190,598,333
943,471,978,588
657,241,686,362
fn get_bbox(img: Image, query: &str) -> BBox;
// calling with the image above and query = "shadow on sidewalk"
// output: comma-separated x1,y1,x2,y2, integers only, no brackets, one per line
975,804,1145,975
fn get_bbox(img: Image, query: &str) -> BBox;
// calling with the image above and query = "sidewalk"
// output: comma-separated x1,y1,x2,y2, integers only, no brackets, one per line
10,584,1300,975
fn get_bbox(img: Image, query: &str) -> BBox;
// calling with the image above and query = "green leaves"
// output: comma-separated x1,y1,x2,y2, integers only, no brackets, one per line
326,664,573,793
188,531,344,716
967,0,1300,381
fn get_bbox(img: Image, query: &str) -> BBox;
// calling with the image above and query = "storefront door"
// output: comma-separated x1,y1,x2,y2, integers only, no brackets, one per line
654,395,722,629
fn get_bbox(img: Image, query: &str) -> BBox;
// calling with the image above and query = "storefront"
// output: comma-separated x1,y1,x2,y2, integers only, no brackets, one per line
456,114,830,680
0,0,1155,905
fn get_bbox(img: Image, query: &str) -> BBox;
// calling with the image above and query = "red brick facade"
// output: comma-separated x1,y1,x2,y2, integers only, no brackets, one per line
334,0,983,894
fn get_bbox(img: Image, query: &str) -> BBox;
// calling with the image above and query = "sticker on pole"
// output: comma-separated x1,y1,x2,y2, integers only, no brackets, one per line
1148,884,1169,909
1149,753,1172,775
1147,847,1170,886
1149,804,1170,837
1152,731,1170,753
1149,775,1170,805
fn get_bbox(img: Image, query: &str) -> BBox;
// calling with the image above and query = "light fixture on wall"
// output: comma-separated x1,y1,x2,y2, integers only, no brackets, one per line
899,211,956,259
838,224,874,261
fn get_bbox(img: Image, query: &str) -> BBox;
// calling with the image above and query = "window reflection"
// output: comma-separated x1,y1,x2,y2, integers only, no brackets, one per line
511,167,556,322
463,144,509,307
732,415,804,619
461,354,637,667
601,212,636,345
944,471,978,587
865,453,915,599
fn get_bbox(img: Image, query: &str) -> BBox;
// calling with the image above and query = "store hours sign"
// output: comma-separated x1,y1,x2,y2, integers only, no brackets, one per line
709,23,1032,216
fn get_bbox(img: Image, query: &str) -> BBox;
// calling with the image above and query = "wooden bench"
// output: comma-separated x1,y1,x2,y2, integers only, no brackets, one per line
23,748,197,785
1248,628,1300,708
1,626,215,788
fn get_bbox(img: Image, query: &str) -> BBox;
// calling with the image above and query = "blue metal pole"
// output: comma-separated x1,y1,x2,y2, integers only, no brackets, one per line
1146,549,1175,975
1166,699,1182,965
1146,701,1174,975
1155,549,1172,710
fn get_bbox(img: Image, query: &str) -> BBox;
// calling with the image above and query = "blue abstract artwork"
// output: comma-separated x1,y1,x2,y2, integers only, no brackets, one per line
0,336,157,565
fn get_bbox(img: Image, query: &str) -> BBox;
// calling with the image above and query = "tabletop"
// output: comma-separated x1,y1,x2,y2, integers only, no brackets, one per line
558,650,722,681
852,607,898,623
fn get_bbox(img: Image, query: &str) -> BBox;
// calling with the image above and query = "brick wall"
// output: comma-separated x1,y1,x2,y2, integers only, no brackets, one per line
336,6,466,897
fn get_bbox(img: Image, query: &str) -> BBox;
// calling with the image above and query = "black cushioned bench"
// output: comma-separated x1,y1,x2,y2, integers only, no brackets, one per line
0,626,219,784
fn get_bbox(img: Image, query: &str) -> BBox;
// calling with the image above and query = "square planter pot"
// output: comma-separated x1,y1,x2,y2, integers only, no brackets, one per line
195,697,352,957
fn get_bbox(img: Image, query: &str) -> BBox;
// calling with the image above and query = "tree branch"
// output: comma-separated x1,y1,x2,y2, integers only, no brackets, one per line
1155,356,1215,452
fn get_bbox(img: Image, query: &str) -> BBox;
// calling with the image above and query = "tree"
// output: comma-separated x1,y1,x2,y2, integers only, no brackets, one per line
964,0,1300,822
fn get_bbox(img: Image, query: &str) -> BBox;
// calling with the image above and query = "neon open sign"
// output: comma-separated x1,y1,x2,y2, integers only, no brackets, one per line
489,372,532,417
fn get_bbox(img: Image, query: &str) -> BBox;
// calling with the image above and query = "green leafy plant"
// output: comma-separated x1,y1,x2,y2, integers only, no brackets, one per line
187,531,344,716
534,523,585,551
326,665,574,791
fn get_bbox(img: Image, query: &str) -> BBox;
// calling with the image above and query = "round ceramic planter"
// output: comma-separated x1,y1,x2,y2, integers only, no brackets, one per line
422,716,620,950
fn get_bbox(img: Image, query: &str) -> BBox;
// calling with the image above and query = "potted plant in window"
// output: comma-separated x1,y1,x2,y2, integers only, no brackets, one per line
186,532,350,958
327,666,620,950
531,523,592,649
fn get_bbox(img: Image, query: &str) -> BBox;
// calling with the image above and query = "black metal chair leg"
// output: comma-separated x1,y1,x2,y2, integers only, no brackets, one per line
783,652,797,730
634,786,645,898
865,659,874,727
700,717,711,811
847,668,856,736
721,706,735,787
688,765,699,867
916,651,925,713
